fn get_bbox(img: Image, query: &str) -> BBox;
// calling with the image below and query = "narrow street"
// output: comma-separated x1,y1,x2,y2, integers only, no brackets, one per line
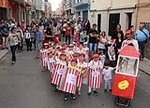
0,50,150,108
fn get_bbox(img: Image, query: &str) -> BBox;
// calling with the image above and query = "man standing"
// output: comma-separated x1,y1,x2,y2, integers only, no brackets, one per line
1,20,9,50
35,25,43,58
135,24,149,60
88,23,99,53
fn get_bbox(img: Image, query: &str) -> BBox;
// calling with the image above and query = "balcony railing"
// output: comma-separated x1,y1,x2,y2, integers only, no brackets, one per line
73,0,89,7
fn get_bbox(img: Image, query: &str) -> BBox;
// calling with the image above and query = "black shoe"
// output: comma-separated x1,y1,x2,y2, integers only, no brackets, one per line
104,89,107,92
64,97,68,101
72,96,76,100
54,88,58,92
93,90,98,96
6,47,9,50
11,61,15,65
1,47,4,50
88,92,92,98
109,89,112,92
30,49,32,51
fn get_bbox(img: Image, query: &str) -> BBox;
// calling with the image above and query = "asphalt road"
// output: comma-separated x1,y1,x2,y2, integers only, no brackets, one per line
0,50,150,108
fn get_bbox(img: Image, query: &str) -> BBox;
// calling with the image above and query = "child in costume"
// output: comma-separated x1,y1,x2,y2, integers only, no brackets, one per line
76,53,88,95
102,61,115,92
51,53,67,92
88,53,103,97
40,43,49,69
61,59,80,101
47,50,56,81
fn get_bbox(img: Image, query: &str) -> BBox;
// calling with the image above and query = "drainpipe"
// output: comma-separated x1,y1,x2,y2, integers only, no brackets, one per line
135,0,140,29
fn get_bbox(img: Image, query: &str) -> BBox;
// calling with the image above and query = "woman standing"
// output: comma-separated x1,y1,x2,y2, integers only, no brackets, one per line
6,27,20,64
97,31,108,53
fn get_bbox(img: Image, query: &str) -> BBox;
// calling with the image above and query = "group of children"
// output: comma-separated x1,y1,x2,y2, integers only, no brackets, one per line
40,41,115,101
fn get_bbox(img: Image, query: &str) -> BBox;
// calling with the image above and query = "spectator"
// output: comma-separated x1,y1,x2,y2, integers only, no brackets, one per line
97,31,108,54
1,20,9,50
20,20,25,32
24,29,32,51
135,24,149,60
65,23,72,44
112,24,124,40
6,27,20,64
35,25,43,58
88,23,99,53
16,24,24,51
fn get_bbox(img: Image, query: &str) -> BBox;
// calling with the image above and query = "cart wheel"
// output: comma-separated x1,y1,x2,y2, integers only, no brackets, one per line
126,99,131,106
114,96,119,105
114,96,131,106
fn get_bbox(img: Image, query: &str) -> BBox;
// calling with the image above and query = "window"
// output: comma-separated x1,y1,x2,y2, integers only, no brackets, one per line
116,56,138,76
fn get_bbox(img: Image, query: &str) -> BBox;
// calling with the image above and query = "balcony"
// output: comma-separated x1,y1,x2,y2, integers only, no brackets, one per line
13,0,32,6
73,0,89,7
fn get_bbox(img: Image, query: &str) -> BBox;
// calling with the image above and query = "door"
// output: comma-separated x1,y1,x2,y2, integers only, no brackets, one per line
126,13,132,29
83,10,88,20
108,13,120,36
97,14,101,32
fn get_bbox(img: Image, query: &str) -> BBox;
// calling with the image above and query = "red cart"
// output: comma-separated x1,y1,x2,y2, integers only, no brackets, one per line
112,45,140,106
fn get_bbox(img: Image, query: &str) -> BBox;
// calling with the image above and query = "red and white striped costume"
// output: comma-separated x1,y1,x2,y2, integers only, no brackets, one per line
51,60,67,86
40,49,49,67
47,58,55,72
61,66,79,94
76,62,87,87
88,60,103,88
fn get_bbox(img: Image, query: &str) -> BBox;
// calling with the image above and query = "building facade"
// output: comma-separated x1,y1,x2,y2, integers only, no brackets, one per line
72,0,90,20
0,0,10,20
65,0,74,19
135,0,150,30
45,1,52,18
90,0,136,36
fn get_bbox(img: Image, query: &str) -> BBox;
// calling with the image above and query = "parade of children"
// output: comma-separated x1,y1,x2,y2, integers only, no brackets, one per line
40,39,117,101
32,18,143,103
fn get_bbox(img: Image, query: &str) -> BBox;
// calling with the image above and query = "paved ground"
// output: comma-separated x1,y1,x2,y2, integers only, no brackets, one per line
0,50,150,108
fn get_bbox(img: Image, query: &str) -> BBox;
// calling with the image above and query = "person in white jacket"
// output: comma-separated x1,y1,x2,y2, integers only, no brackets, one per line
24,29,32,51
121,29,139,52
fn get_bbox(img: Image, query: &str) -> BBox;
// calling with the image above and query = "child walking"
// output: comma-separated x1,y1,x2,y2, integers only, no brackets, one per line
88,53,103,97
61,59,80,101
102,61,115,92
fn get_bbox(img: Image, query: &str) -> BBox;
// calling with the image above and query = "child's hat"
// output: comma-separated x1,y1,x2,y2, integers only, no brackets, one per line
63,42,68,45
60,53,67,57
79,53,85,57
72,52,79,57
125,29,132,35
92,53,99,58
44,43,49,46
71,58,78,63
69,44,74,47
60,46,66,51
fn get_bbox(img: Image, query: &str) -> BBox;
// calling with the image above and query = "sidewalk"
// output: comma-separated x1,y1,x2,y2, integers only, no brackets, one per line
0,47,150,75
0,49,9,60
139,58,150,75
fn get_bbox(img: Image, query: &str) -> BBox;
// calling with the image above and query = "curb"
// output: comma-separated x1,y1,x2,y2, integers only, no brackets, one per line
0,50,9,60
139,68,150,76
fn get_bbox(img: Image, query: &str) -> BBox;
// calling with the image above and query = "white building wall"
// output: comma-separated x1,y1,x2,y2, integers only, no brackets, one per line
90,0,136,36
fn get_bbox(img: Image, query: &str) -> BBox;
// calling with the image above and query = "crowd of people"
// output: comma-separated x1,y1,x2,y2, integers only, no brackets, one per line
0,16,149,101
